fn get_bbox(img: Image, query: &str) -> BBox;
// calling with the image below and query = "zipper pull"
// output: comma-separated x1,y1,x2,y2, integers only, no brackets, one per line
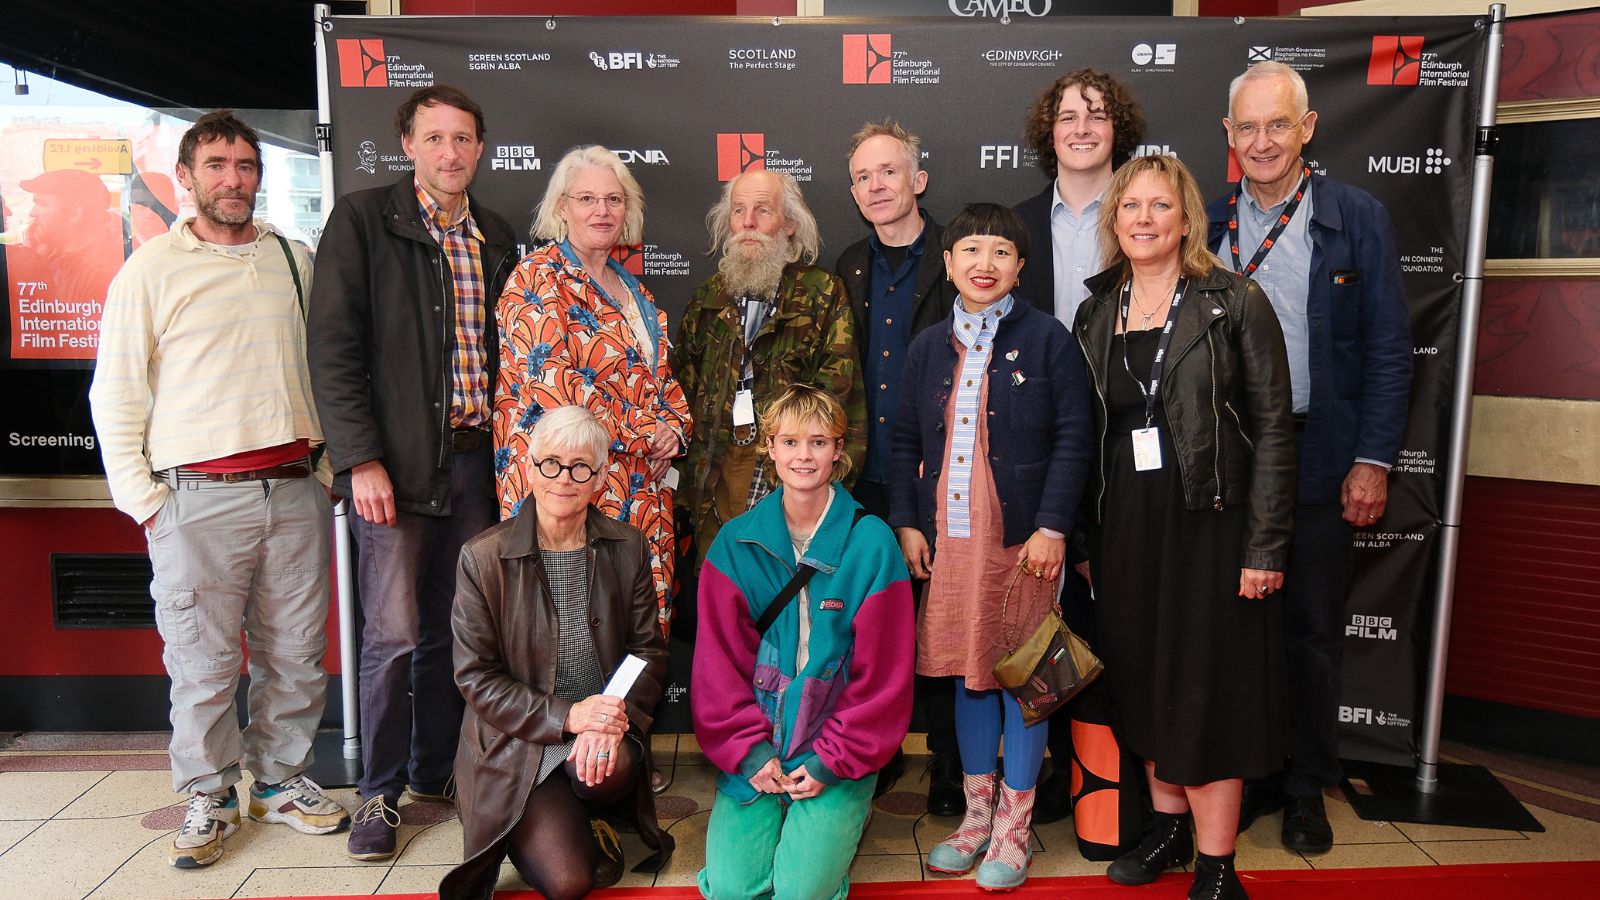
1213,496,1223,511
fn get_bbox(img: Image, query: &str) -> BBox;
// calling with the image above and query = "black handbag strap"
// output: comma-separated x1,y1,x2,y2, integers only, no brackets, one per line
755,508,869,637
272,232,306,319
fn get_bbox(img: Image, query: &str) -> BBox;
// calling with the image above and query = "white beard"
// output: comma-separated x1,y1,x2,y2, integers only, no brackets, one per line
717,231,789,299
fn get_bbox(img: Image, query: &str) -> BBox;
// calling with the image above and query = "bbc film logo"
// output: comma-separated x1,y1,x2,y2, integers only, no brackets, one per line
717,133,765,182
337,39,387,87
842,34,892,84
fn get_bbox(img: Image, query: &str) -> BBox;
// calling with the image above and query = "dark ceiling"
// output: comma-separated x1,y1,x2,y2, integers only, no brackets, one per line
1,0,366,110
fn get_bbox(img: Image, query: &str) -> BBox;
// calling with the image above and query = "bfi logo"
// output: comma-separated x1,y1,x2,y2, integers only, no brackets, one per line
1347,614,1397,640
491,146,541,171
980,145,1021,168
1339,706,1374,725
591,51,644,70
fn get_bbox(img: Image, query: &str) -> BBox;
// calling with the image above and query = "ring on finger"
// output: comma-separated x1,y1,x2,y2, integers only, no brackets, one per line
596,751,611,759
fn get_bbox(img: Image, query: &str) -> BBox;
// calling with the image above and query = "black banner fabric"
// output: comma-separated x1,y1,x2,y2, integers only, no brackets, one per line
324,15,1486,756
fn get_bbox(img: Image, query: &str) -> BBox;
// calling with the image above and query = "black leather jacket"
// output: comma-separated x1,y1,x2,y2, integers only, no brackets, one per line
1074,266,1296,571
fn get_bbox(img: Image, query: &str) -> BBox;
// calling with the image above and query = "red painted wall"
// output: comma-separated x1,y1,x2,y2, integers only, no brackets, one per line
1475,279,1600,400
0,508,343,677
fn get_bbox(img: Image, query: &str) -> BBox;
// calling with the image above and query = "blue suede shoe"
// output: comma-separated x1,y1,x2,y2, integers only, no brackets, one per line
975,847,1033,892
927,837,991,875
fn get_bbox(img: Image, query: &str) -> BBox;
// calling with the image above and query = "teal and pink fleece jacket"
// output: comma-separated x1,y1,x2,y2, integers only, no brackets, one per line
692,483,914,803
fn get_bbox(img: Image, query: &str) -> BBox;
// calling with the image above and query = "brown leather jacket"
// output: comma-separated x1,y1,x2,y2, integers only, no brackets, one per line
1076,266,1296,571
438,505,672,900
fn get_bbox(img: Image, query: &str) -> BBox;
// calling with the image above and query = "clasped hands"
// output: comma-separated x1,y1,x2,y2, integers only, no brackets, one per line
749,757,826,800
564,694,629,787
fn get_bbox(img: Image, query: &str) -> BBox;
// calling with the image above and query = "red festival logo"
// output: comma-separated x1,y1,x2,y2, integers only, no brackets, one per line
716,133,765,182
1367,35,1423,86
842,34,893,85
610,244,644,276
337,39,388,88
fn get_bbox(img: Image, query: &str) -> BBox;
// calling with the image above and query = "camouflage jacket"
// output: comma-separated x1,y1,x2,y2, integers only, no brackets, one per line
670,263,865,539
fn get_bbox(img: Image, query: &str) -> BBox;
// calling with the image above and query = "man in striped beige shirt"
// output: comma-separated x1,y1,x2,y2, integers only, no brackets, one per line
90,110,348,871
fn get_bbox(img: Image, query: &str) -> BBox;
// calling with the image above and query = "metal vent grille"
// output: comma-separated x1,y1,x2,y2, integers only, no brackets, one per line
52,553,155,629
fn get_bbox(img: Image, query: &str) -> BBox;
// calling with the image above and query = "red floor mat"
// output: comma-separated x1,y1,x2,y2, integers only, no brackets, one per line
235,861,1600,899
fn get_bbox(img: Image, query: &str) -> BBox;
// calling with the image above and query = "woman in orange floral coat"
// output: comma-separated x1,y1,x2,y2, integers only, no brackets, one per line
494,145,692,632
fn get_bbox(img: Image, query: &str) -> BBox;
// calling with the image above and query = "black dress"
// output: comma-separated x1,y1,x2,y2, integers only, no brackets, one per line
1092,329,1285,786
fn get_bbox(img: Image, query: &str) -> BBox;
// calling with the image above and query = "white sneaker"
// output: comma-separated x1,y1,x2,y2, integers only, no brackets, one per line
170,787,240,868
247,774,350,835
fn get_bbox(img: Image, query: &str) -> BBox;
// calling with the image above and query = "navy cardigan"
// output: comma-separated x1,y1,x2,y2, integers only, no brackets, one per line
888,299,1094,548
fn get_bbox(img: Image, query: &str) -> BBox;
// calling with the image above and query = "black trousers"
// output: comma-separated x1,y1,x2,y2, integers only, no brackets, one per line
1279,500,1355,797
852,479,957,759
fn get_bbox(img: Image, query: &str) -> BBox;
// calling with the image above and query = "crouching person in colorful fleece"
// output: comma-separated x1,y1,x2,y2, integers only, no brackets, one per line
692,383,914,899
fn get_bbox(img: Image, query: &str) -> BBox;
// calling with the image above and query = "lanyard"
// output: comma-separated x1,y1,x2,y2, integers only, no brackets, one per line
736,295,770,387
1227,165,1310,276
1119,279,1187,428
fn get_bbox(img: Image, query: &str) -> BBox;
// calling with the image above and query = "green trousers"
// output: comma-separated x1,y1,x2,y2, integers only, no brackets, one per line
697,772,877,900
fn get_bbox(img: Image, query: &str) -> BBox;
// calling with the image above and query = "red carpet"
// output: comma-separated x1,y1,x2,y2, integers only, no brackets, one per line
231,861,1600,899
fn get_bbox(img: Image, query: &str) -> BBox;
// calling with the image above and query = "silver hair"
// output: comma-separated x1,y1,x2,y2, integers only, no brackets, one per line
529,404,611,469
847,119,923,177
704,170,820,266
1227,60,1310,119
530,145,645,246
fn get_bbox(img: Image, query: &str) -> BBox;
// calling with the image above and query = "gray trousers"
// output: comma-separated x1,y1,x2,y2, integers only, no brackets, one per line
146,472,332,795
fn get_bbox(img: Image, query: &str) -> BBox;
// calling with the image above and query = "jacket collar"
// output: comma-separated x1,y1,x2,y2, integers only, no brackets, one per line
383,175,508,249
500,502,632,559
169,217,273,252
1082,264,1231,303
741,483,862,576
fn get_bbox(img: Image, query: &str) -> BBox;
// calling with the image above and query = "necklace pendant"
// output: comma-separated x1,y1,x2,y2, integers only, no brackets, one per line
1139,313,1155,330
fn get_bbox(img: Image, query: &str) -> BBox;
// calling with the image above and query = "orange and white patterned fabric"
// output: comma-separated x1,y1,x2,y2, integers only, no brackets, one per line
493,241,692,628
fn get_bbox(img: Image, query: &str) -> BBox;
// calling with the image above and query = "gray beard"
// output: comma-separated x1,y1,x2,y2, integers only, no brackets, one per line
717,235,788,299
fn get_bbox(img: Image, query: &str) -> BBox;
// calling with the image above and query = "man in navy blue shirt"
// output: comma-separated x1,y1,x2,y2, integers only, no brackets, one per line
1209,61,1412,854
834,119,960,815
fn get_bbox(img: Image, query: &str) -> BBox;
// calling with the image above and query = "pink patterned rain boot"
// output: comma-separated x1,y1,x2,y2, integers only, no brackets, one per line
975,781,1036,891
927,772,997,875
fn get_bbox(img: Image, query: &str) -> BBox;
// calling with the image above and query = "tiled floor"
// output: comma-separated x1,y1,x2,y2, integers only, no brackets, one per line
1,731,1597,899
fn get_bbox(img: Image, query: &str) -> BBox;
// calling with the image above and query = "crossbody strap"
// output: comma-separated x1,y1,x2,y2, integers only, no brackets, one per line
755,507,870,637
273,232,306,319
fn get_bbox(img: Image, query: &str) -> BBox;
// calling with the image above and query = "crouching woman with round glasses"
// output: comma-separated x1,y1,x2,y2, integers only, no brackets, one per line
693,384,914,900
440,404,672,900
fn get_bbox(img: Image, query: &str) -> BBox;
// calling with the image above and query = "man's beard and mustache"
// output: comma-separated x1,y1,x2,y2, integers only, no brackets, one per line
196,187,256,228
717,230,789,299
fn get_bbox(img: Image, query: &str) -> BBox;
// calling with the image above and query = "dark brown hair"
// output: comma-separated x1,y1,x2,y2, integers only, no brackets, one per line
178,110,262,175
394,85,486,141
1024,68,1146,176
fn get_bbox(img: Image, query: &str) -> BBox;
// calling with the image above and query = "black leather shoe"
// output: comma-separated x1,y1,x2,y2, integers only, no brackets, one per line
873,748,906,798
1281,792,1333,853
1188,852,1248,900
1106,811,1194,886
924,753,965,817
1236,781,1283,834
1031,768,1073,825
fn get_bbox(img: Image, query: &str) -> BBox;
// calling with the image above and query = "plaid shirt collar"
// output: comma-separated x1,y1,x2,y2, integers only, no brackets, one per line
414,180,484,244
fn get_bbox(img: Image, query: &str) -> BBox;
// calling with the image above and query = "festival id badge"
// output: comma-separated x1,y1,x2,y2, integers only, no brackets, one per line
1131,427,1163,471
732,388,756,427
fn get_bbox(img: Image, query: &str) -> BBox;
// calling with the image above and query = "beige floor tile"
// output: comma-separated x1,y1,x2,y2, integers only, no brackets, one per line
1234,834,1313,872
80,817,254,900
394,818,463,865
56,770,180,820
1418,806,1600,864
0,819,43,856
653,763,717,814
378,863,453,893
0,771,108,820
652,810,710,887
235,865,388,897
1306,840,1436,869
849,852,925,883
1393,820,1529,842
856,804,920,855
1,815,174,900
1028,846,1109,878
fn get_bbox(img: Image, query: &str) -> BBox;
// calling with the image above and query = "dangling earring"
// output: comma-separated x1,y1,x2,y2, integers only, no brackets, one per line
946,269,953,282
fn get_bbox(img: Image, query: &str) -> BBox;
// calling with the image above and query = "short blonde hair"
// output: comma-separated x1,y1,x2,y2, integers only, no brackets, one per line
531,145,645,246
758,383,853,484
1096,154,1223,282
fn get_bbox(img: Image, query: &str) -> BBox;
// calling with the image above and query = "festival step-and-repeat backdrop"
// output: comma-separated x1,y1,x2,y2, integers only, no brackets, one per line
321,14,1485,754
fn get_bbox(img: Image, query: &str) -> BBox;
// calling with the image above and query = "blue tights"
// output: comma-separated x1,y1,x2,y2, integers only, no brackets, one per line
952,677,1048,791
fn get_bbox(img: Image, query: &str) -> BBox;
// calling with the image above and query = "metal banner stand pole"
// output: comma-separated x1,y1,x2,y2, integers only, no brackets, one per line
1341,4,1539,831
306,1,362,788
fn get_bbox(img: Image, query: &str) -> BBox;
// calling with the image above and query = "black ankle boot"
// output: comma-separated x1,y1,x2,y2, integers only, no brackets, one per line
1106,811,1195,886
1188,852,1247,900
